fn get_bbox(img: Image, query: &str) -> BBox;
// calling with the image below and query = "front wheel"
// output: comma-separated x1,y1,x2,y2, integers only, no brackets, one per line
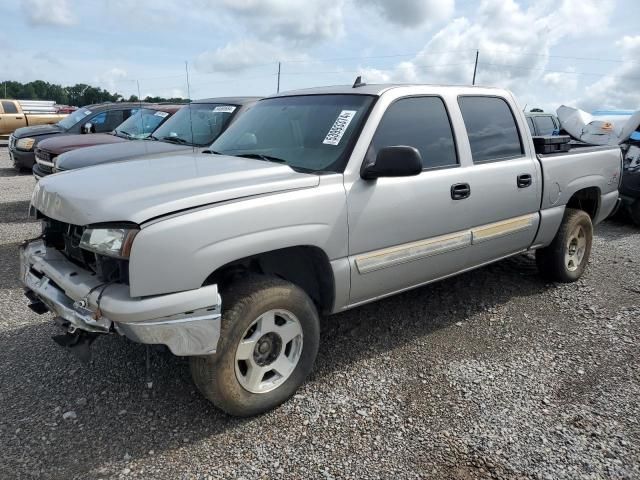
536,208,593,282
190,276,320,417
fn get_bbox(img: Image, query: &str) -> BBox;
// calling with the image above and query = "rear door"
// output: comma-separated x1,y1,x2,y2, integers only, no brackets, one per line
457,95,541,265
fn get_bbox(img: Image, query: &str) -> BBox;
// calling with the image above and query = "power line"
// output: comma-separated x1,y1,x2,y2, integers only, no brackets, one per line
478,62,640,81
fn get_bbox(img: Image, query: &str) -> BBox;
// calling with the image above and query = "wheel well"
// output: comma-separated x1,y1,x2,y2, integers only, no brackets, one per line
203,246,335,314
566,187,600,219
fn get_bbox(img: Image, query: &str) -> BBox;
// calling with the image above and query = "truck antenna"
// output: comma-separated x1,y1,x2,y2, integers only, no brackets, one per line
185,61,195,153
352,76,366,88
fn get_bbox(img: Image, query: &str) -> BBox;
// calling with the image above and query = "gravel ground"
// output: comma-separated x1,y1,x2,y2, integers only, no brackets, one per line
0,147,638,480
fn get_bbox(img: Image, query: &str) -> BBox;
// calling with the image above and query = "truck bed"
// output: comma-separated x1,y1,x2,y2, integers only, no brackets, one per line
537,144,622,223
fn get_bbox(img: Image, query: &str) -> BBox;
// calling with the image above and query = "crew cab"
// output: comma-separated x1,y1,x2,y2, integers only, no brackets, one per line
0,99,67,136
47,97,260,175
20,84,621,417
32,104,182,179
9,102,145,170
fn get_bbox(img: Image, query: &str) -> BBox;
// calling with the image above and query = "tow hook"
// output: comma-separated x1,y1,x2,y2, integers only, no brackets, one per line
24,289,49,315
52,317,99,363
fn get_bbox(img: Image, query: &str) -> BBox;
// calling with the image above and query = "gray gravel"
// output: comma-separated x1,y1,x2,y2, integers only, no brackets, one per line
0,147,638,480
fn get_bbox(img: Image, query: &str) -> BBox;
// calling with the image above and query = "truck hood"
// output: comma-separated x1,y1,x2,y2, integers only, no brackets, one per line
13,123,64,138
38,133,126,155
56,140,191,171
32,152,320,225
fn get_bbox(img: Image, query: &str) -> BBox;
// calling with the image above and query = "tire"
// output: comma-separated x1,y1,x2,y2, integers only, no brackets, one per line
536,208,593,283
190,275,320,417
628,200,640,227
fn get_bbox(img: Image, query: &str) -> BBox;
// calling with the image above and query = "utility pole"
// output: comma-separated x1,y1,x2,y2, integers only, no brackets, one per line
472,50,479,85
277,62,281,93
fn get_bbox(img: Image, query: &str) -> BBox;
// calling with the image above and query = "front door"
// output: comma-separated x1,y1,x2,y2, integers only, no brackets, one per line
346,95,476,305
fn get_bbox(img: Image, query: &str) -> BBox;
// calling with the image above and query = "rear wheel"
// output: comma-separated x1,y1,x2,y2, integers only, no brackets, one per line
536,208,593,282
190,276,320,417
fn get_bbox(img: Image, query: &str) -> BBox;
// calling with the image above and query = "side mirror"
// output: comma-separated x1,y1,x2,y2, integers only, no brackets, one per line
361,146,423,180
81,122,94,134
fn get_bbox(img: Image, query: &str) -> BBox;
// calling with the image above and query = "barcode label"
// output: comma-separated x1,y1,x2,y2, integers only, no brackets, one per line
323,110,357,146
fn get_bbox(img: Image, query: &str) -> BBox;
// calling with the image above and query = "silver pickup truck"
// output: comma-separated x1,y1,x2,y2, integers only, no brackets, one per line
20,84,622,416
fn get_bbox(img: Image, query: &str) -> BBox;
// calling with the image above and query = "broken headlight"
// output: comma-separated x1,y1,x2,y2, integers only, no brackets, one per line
80,227,139,259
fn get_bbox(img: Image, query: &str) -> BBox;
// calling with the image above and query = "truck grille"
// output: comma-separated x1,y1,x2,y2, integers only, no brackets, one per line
42,216,130,285
35,149,56,174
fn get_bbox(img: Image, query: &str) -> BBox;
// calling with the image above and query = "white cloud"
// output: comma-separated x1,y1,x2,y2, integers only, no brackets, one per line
543,69,578,91
215,0,345,45
365,0,454,27
356,0,614,101
96,67,129,93
22,0,75,26
579,35,640,110
194,40,308,73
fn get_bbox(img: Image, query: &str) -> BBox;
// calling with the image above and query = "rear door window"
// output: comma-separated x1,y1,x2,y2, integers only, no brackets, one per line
370,96,458,169
102,110,126,132
458,96,524,162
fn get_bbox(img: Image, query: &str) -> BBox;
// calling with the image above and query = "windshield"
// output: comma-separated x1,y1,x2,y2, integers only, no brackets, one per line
209,94,374,173
57,107,93,130
115,108,171,139
152,103,238,146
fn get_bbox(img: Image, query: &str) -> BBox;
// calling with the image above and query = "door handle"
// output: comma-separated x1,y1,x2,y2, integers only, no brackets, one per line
15,117,23,120
517,174,532,188
451,183,471,200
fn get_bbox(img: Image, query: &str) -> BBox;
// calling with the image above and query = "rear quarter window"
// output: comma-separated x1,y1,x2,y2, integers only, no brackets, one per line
458,96,524,162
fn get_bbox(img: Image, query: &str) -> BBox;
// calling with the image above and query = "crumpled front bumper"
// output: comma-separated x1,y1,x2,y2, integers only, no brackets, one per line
20,239,221,356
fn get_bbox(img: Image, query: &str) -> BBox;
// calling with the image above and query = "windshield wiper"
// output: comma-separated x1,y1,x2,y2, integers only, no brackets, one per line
117,130,133,139
235,153,287,164
161,136,188,144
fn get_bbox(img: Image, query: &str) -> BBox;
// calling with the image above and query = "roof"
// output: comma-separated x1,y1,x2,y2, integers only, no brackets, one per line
269,83,504,98
84,101,152,111
146,104,183,114
191,96,262,105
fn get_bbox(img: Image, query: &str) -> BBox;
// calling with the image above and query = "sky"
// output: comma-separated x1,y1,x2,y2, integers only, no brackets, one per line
1,0,639,113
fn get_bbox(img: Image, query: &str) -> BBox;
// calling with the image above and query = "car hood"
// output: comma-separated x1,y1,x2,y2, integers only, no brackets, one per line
38,133,126,155
32,152,320,225
56,140,191,170
13,123,64,138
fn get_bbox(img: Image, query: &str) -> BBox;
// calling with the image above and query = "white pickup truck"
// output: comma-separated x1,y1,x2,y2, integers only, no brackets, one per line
20,84,622,416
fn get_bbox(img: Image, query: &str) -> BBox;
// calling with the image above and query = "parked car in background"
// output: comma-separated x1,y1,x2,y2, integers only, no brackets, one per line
8,102,146,171
0,100,67,136
51,97,260,174
525,111,561,136
33,104,182,179
20,84,621,417
620,133,640,225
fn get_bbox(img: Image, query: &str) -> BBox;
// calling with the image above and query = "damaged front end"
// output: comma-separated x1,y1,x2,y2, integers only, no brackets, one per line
20,224,222,361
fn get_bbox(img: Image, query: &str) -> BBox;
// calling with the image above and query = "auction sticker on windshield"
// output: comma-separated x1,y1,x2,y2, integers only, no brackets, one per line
323,110,357,146
154,111,169,117
213,106,236,113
